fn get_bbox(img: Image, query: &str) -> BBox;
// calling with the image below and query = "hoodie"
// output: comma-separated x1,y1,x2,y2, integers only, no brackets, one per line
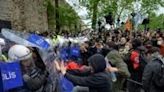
88,54,106,73
65,54,112,92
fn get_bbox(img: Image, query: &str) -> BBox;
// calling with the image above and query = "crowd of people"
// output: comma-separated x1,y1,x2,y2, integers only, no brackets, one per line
0,29,164,92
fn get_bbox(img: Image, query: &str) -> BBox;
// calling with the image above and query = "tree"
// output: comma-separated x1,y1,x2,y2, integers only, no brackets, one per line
140,0,164,15
58,2,81,33
132,0,164,30
44,0,81,33
99,0,133,26
79,0,133,29
80,0,164,30
148,13,164,30
91,0,100,30
55,0,60,33
138,13,164,30
45,0,55,31
80,0,101,30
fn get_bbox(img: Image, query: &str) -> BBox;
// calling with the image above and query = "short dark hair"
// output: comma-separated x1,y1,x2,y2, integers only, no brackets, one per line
107,41,115,48
107,41,118,50
132,39,142,49
148,47,160,54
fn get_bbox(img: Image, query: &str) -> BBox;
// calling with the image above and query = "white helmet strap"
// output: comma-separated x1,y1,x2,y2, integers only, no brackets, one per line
16,51,32,60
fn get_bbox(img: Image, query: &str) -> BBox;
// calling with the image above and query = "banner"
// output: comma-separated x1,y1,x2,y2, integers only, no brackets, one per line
0,61,23,91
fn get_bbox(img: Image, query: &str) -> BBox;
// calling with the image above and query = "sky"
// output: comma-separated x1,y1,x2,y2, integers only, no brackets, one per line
66,0,164,27
158,7,164,15
66,0,91,27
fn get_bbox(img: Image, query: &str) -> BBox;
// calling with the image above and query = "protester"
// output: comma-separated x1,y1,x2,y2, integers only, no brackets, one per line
0,26,164,92
80,42,92,65
126,39,147,92
142,47,164,92
157,37,164,56
106,41,130,92
55,54,112,92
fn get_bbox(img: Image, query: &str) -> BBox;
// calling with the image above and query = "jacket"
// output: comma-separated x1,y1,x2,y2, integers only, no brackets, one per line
142,55,164,92
126,46,147,83
10,68,49,92
106,49,130,92
65,54,112,92
106,50,130,77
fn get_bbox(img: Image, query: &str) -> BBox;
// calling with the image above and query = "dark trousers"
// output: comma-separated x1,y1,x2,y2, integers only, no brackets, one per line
127,81,142,92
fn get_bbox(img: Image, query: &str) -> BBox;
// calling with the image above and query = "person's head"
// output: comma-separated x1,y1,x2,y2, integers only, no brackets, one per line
88,54,106,73
157,37,163,46
95,41,103,49
120,37,127,45
144,41,152,50
125,42,132,51
8,45,34,72
107,41,118,50
132,39,142,49
30,47,46,70
147,47,161,59
106,37,112,43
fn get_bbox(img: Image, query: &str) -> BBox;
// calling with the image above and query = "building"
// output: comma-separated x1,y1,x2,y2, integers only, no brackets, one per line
0,0,85,33
0,0,48,32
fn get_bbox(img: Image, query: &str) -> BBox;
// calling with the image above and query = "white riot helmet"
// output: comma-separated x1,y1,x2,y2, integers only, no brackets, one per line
8,45,32,61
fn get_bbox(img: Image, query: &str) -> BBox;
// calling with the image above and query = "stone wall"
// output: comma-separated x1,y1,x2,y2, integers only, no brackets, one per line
0,0,48,32
0,0,11,21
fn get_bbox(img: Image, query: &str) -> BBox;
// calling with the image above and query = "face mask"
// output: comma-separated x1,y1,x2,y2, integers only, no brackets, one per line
151,52,159,58
157,41,163,45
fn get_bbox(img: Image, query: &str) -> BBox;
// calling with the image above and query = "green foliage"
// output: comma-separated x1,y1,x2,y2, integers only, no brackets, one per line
44,0,81,32
58,3,80,32
79,0,134,29
80,0,163,30
141,0,164,14
148,13,164,29
79,0,100,29
59,3,79,26
138,13,164,30
44,0,163,31
44,0,55,29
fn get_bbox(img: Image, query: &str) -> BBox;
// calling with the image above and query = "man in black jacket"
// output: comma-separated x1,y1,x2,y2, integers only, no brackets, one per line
55,54,112,92
142,47,164,92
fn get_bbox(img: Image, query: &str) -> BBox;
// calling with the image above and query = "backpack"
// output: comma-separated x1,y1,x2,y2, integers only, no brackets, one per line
152,57,164,90
123,50,147,74
138,52,147,74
